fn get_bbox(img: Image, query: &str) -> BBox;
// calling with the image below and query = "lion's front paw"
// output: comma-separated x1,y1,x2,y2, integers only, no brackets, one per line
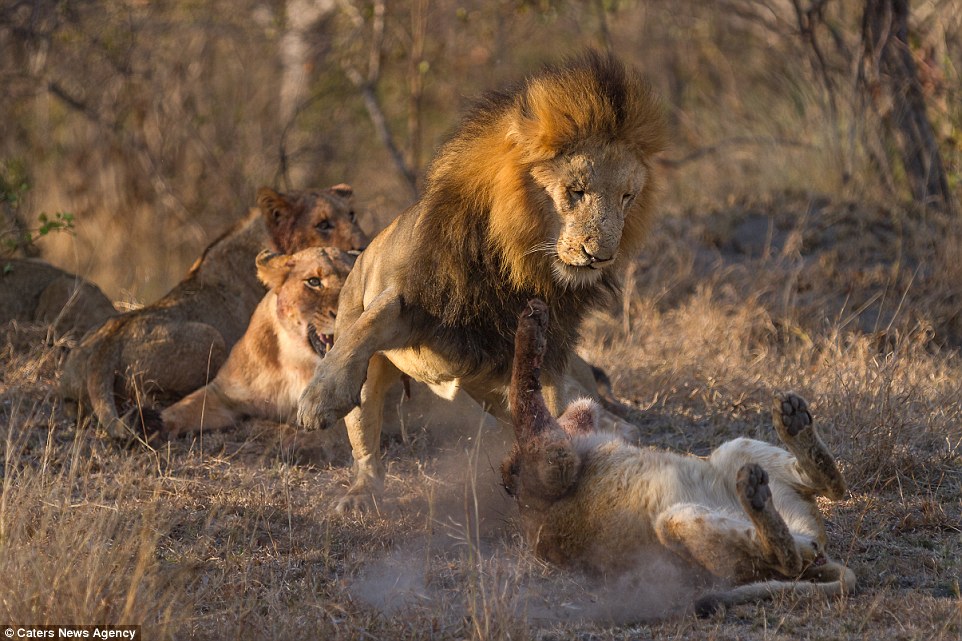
335,453,385,515
335,492,380,515
296,372,361,432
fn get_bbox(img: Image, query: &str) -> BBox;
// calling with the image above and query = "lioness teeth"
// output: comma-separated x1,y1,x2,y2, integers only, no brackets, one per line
307,324,330,357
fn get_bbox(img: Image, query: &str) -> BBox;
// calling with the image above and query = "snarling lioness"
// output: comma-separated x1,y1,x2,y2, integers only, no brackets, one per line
160,247,355,437
61,185,367,439
505,299,856,615
296,52,667,512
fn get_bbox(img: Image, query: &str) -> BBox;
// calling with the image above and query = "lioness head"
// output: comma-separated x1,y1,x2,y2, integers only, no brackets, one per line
257,185,369,255
256,247,356,357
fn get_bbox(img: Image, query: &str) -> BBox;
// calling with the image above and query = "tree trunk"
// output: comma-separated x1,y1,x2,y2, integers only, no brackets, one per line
278,0,336,188
860,0,957,215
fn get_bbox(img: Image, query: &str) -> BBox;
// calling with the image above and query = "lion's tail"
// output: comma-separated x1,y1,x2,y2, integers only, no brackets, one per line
509,299,556,442
693,565,857,617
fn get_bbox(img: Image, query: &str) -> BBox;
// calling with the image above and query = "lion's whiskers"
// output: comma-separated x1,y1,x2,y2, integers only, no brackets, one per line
524,241,558,258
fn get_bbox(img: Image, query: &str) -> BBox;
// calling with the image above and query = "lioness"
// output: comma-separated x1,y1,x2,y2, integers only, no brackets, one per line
0,259,116,338
504,299,855,615
296,52,667,512
160,247,355,437
60,185,367,438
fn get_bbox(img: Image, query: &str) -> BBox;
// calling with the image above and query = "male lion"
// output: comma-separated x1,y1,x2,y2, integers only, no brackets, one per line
0,259,116,338
160,247,355,437
504,299,856,616
60,185,367,439
296,52,667,512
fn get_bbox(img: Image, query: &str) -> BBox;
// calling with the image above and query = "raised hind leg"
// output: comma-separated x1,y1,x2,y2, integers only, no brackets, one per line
656,462,819,581
773,392,846,500
736,463,805,577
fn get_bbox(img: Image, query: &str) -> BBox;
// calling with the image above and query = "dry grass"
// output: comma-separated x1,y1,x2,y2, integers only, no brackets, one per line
3,2,961,638
2,193,961,640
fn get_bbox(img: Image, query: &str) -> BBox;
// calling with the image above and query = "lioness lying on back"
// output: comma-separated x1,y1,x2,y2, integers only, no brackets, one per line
504,300,855,616
161,247,354,437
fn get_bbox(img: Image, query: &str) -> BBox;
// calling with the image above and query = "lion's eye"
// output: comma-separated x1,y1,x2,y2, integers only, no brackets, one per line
306,277,322,288
622,193,635,207
568,188,585,204
348,210,357,224
315,220,334,232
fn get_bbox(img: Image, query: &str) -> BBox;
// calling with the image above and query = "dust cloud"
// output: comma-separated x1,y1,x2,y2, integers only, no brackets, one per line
345,390,708,626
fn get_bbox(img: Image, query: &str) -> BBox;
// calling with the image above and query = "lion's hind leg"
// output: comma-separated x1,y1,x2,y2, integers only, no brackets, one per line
655,463,815,582
687,466,856,618
773,392,846,500
655,503,771,582
337,352,402,514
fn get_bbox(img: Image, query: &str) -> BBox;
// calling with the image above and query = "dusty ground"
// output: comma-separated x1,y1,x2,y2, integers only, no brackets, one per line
1,194,961,640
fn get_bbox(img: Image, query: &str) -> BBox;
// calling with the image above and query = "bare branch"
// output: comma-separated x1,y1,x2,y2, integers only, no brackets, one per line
343,63,418,199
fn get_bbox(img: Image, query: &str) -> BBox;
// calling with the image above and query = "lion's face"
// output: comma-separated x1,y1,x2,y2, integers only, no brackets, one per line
257,185,369,255
256,247,356,357
530,143,648,289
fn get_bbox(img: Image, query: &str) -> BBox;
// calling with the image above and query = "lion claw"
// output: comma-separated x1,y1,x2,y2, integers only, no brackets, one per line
336,492,378,515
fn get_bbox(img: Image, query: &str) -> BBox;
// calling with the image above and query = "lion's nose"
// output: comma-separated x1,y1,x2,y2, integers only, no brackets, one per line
581,245,613,264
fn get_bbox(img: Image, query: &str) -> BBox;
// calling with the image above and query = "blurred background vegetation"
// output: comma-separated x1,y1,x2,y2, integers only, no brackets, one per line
1,0,959,301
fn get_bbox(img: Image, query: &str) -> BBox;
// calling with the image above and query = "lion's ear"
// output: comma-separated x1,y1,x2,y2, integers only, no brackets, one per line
255,249,291,290
329,184,354,201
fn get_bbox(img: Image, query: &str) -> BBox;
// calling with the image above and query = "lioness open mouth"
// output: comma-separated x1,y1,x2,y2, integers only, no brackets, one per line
307,324,334,357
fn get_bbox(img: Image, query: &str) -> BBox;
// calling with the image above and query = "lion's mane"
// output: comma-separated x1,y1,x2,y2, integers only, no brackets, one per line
400,51,667,378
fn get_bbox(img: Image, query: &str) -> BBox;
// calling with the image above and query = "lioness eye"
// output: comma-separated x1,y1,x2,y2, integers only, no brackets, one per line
306,277,322,288
348,209,357,223
315,220,334,232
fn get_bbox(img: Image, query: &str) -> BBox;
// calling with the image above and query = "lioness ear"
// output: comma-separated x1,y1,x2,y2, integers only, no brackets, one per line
325,247,358,273
329,183,354,201
255,249,291,290
256,187,291,221
557,398,599,436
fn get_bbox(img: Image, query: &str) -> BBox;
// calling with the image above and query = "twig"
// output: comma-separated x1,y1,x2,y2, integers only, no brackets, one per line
342,66,418,199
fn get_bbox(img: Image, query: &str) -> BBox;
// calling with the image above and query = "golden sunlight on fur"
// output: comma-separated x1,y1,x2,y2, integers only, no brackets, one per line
294,52,668,513
503,299,856,616
160,247,355,438
59,185,367,440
